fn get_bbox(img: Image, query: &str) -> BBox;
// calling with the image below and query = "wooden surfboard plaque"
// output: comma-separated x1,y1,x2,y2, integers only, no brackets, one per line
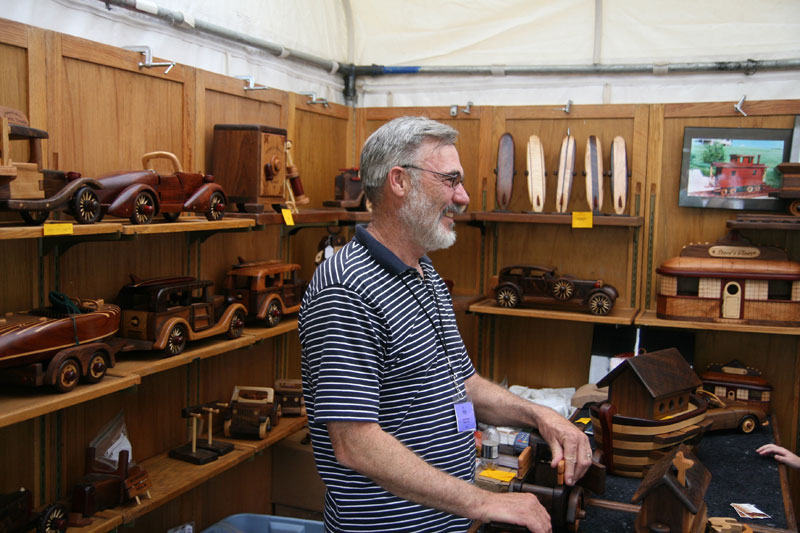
526,135,545,212
555,135,575,213
495,133,514,210
611,136,628,215
585,135,603,212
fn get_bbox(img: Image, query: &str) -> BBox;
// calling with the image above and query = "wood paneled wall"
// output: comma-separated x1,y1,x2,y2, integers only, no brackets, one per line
3,15,800,526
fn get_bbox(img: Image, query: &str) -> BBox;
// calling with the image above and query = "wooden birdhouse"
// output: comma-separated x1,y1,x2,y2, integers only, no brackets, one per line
631,444,711,533
597,348,702,420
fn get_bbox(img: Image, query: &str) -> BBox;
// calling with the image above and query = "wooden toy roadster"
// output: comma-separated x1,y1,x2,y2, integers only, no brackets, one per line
92,151,227,224
0,294,122,392
115,276,246,356
0,106,103,225
223,258,306,327
492,265,618,316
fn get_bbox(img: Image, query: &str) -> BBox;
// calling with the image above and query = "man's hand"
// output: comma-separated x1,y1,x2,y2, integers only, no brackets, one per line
534,408,592,486
478,491,552,533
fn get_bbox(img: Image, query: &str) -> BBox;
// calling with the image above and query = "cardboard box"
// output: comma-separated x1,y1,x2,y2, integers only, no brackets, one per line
271,429,325,513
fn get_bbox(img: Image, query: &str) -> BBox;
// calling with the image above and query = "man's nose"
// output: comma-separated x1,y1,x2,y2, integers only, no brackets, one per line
453,182,470,207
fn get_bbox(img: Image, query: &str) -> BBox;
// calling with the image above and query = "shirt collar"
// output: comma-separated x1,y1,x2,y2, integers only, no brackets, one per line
354,225,432,276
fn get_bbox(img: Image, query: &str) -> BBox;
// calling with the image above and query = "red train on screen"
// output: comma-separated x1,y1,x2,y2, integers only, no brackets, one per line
712,153,767,196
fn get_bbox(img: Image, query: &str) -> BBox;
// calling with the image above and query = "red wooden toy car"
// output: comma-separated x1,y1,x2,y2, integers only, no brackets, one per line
0,294,123,392
115,276,246,356
492,265,618,316
91,151,227,224
223,259,306,327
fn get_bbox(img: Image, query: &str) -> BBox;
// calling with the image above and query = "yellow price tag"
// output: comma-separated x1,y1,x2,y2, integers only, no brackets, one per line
281,208,295,226
575,417,591,425
572,211,593,228
43,223,74,236
478,469,517,482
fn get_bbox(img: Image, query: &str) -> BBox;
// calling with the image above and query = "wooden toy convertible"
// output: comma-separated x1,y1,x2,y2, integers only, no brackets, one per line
491,265,618,316
115,275,246,356
0,106,103,225
92,151,227,224
0,294,122,393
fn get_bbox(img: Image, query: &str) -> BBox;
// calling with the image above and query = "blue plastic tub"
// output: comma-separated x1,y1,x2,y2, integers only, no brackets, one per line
202,513,324,533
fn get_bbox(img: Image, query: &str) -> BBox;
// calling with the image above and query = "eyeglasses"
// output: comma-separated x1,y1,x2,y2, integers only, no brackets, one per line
401,165,464,189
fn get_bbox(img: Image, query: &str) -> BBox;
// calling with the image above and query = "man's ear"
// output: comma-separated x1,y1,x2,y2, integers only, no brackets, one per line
386,166,410,199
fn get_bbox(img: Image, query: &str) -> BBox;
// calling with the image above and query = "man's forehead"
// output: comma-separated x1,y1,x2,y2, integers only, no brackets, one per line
418,141,461,167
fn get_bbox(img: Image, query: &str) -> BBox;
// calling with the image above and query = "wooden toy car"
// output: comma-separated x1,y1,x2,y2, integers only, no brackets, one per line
223,386,281,439
223,259,307,327
0,106,103,225
71,448,150,519
0,294,123,392
696,389,768,434
275,378,306,416
322,168,367,211
115,275,246,356
491,265,619,316
0,487,67,533
92,151,227,224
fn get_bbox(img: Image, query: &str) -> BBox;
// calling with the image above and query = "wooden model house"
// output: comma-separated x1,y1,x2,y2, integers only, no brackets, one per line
590,348,710,477
631,444,711,533
700,360,772,413
656,232,800,326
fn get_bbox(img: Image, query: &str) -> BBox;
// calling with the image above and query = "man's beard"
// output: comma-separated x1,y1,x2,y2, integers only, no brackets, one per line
398,182,464,252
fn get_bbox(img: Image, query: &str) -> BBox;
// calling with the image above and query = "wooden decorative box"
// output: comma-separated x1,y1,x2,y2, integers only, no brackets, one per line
212,124,287,212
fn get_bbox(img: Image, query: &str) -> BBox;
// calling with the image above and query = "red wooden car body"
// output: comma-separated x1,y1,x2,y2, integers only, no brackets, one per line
0,297,122,392
91,152,226,224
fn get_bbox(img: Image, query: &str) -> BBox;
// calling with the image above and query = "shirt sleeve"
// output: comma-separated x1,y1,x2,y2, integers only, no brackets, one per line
300,284,384,424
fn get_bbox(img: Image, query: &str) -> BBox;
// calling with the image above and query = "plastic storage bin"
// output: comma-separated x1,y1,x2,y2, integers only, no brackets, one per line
202,513,323,533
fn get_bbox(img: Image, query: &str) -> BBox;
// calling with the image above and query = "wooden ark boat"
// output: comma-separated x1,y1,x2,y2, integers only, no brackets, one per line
588,348,711,478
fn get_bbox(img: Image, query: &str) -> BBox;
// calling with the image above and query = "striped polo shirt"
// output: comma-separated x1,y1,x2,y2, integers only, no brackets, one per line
299,225,477,532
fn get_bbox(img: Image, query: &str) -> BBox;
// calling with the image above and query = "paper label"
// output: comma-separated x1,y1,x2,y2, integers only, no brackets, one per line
281,208,295,226
43,223,74,236
572,212,593,228
479,469,516,482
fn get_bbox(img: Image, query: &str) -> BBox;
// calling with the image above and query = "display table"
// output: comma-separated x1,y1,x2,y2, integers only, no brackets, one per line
580,420,795,532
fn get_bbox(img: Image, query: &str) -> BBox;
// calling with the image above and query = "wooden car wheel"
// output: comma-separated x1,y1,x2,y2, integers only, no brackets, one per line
36,502,68,533
205,191,226,221
130,191,156,225
496,286,520,308
72,186,101,224
54,358,80,393
227,309,245,339
84,352,108,383
163,212,180,222
739,415,757,434
265,300,282,327
789,200,800,216
588,293,613,316
20,210,49,225
164,323,187,356
552,279,575,301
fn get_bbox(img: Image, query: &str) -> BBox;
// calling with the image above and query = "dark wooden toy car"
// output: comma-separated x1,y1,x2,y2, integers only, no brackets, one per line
696,389,768,434
0,106,103,225
0,488,67,533
71,448,150,519
223,258,306,327
0,294,123,392
322,168,367,211
115,275,246,356
223,386,281,439
491,265,619,316
275,378,306,416
92,151,227,224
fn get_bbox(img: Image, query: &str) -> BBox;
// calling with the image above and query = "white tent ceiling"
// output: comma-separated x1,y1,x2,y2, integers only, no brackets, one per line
5,0,800,107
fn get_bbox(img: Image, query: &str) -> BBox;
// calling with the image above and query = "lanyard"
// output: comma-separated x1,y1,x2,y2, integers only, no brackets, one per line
399,269,464,399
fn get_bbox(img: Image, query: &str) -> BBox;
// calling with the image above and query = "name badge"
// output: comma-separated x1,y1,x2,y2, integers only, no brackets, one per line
454,400,476,432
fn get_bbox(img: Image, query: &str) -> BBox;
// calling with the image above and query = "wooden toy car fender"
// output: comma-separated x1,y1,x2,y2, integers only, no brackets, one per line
106,181,159,218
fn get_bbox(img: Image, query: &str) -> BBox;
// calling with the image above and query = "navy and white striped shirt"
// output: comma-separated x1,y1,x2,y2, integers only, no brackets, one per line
300,225,476,532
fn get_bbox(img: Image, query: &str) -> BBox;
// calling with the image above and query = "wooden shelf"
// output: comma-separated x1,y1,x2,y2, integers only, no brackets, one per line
244,317,299,341
216,414,307,454
635,309,800,335
119,217,253,235
471,211,643,227
107,336,257,379
468,298,637,325
727,214,800,230
65,509,123,533
0,373,141,429
106,416,307,525
0,221,123,240
452,294,484,313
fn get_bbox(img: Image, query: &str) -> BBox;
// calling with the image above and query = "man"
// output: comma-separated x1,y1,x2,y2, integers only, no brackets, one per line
299,116,591,533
